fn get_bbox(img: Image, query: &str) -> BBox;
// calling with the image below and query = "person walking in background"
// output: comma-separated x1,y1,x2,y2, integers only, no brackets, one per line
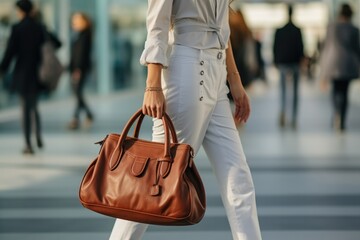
319,3,360,132
273,4,304,129
0,0,45,154
229,9,258,90
68,12,93,130
109,0,262,239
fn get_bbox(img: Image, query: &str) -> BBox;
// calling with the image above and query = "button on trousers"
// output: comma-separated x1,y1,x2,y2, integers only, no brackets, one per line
109,45,262,240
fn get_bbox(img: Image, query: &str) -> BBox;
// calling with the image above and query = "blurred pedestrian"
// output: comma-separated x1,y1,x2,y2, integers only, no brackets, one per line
68,12,93,130
319,3,360,132
229,9,258,89
273,4,304,129
0,0,45,154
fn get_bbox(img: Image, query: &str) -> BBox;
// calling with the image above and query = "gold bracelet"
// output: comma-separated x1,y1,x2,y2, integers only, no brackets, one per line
145,87,162,92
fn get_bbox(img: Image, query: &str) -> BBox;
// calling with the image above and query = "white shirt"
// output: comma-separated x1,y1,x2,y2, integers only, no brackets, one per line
140,0,230,67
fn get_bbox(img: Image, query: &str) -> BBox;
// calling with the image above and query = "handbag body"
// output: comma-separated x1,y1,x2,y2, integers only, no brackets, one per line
79,109,206,225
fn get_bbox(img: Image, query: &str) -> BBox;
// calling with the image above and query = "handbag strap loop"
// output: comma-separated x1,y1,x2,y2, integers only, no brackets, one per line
133,113,178,143
109,109,176,171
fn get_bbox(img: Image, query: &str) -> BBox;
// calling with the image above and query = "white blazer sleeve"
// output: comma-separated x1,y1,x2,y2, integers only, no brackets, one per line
140,0,173,67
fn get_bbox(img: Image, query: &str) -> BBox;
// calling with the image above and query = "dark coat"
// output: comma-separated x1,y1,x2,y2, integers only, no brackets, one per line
273,22,304,65
69,29,92,73
0,17,45,95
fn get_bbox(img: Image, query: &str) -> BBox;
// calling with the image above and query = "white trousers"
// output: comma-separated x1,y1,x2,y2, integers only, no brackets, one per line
109,45,262,240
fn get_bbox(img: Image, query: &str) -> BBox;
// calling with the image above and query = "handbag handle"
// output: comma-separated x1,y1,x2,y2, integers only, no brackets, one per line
133,113,178,143
109,109,175,171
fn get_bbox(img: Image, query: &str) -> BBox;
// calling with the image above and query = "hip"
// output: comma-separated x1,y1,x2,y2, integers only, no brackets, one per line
162,45,229,114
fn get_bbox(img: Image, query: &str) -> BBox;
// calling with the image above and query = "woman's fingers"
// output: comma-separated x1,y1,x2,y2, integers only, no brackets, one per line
142,105,148,116
240,103,249,123
150,106,156,118
235,95,251,123
156,105,163,119
236,106,244,122
235,105,241,121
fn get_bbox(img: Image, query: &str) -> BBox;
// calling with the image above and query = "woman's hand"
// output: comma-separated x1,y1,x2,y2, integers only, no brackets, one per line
142,90,166,119
142,63,165,119
228,74,251,123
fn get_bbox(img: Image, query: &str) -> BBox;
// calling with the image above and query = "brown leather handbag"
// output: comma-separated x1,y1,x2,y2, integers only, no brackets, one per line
79,109,206,225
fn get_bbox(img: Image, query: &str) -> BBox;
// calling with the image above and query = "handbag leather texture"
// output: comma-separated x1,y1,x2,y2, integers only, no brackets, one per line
79,109,206,225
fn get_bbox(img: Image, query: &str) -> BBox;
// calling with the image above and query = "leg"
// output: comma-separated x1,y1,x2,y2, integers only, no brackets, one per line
68,80,81,129
77,74,93,120
31,94,43,147
72,79,82,121
338,81,350,130
77,75,94,129
69,75,92,129
21,95,33,152
332,80,342,130
109,46,214,240
291,65,300,128
202,99,262,240
109,219,148,240
160,46,261,239
279,66,287,127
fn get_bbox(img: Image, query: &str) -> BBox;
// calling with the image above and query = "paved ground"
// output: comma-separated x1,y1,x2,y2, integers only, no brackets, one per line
1,80,360,240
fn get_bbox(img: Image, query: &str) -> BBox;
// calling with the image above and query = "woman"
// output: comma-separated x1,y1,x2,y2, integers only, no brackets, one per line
320,3,360,131
0,0,45,154
68,12,93,130
109,1,262,239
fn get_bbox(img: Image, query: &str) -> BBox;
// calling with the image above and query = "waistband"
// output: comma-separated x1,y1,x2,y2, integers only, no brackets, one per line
171,45,226,61
173,21,226,49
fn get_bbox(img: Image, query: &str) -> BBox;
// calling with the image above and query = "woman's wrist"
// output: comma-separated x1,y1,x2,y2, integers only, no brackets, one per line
146,63,163,88
145,87,163,92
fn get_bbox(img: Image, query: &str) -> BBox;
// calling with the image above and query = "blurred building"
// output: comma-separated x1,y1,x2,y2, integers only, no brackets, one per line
0,0,148,105
0,0,359,107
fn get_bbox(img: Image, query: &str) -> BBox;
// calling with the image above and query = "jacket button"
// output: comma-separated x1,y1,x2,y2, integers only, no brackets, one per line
217,52,222,59
200,70,204,75
200,80,204,85
200,61,204,65
199,96,203,101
